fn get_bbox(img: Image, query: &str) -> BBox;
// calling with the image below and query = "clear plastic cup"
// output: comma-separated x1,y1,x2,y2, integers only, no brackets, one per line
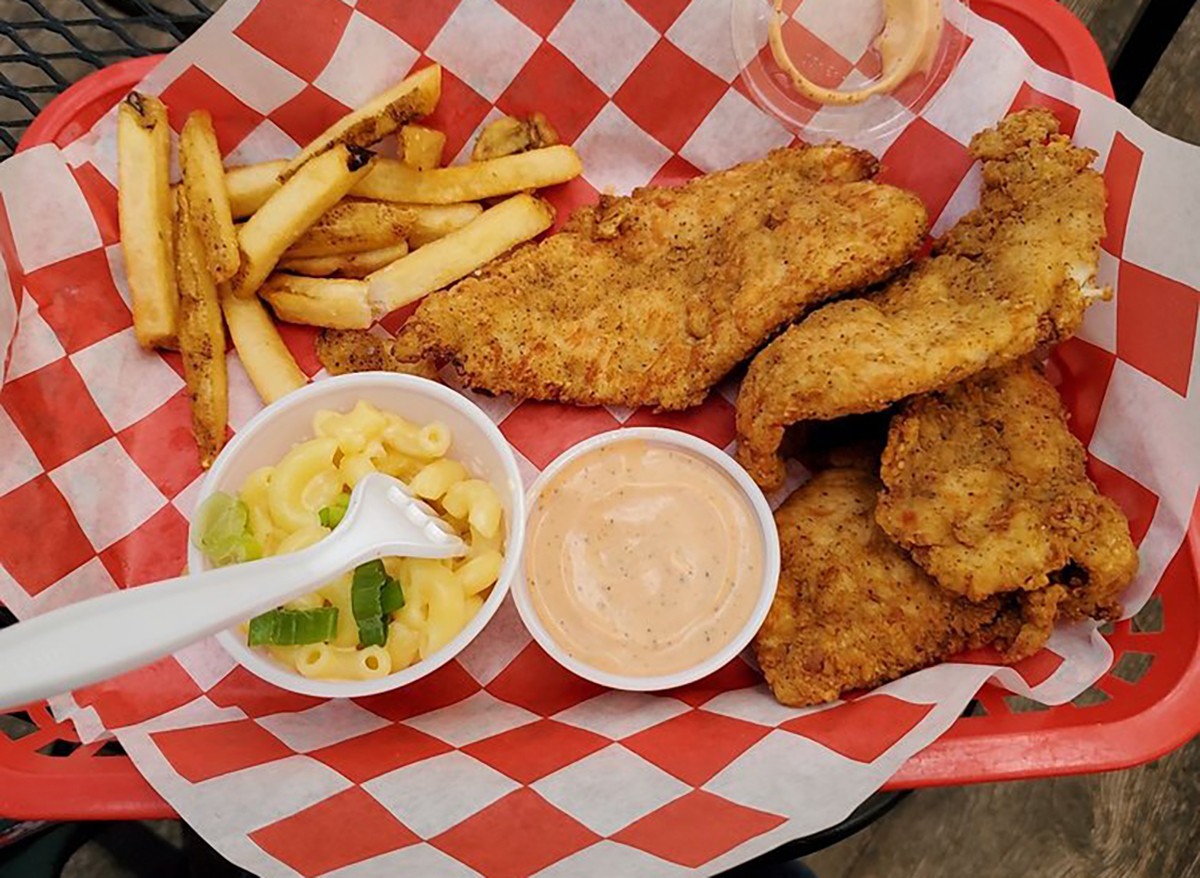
732,0,973,147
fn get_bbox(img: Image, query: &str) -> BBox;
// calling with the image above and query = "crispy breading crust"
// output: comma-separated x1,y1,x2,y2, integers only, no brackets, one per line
736,109,1108,490
401,143,927,410
315,328,439,381
754,467,1021,707
876,359,1138,622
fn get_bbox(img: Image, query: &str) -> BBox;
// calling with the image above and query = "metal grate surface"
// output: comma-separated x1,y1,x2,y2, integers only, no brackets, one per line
0,0,222,160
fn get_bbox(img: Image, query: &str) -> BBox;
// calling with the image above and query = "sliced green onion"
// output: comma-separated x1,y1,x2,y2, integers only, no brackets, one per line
192,491,245,548
353,559,388,591
248,607,338,646
319,490,351,529
380,577,405,615
193,492,261,566
226,534,263,565
351,561,389,647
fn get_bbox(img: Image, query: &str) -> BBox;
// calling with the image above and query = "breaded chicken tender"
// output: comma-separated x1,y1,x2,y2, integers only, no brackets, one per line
876,359,1138,621
400,144,927,410
736,109,1108,490
755,467,1022,707
315,327,439,381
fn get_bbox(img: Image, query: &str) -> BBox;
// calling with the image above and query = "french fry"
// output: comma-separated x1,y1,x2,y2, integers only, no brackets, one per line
180,110,240,282
117,92,178,349
284,201,482,257
173,188,228,468
279,241,410,278
281,65,442,181
224,156,502,223
401,125,446,170
260,274,373,329
220,287,307,404
231,144,376,299
284,201,414,257
352,145,581,204
405,203,485,248
472,113,560,162
368,193,554,316
226,160,288,219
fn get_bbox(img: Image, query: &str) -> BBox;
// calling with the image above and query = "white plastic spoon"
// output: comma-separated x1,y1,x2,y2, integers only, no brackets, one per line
0,473,466,711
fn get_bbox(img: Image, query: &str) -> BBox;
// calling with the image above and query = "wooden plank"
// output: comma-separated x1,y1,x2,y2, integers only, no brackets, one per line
1060,0,1200,144
1059,0,1150,61
806,736,1200,877
1133,1,1200,145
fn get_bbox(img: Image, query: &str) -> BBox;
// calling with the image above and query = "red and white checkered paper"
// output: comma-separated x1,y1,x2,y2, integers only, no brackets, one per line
1,0,1198,874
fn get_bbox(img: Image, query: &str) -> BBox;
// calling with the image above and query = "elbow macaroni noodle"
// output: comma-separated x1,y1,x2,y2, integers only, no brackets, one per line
240,400,506,681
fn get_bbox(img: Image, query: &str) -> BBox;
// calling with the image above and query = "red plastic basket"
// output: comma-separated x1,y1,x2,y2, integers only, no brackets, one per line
2,0,1197,822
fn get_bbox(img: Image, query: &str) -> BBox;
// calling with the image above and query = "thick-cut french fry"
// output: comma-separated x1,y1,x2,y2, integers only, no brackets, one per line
405,203,485,248
232,145,376,299
180,110,240,282
225,157,498,224
173,188,228,468
281,65,442,181
402,125,446,171
221,287,307,404
284,201,482,257
284,201,414,257
260,274,373,330
118,92,178,349
280,241,410,278
472,113,560,162
226,160,288,219
352,145,581,204
368,194,554,316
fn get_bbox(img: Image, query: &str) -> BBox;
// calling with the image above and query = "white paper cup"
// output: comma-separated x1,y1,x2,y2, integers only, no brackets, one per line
186,373,526,699
512,427,781,691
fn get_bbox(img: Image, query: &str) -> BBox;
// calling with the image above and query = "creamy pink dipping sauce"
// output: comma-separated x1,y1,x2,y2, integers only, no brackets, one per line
525,440,764,677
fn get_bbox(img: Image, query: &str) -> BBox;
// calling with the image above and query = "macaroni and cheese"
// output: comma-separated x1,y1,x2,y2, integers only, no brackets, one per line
196,400,505,681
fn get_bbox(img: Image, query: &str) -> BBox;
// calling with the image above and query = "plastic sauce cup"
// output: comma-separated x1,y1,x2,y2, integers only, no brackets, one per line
512,427,781,692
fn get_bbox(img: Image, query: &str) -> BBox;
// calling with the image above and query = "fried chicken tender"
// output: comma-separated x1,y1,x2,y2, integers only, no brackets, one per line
315,328,439,381
736,109,1108,490
401,144,927,410
876,359,1138,622
755,467,1021,707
